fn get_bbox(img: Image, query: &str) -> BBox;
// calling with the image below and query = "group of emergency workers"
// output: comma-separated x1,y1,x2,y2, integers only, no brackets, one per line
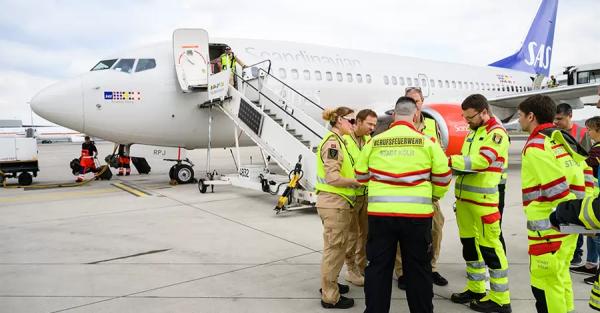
315,88,600,313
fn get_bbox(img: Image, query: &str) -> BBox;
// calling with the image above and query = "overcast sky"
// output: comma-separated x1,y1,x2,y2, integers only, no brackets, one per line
1,0,599,124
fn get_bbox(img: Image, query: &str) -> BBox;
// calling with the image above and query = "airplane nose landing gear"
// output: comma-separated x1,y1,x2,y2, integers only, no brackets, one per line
167,158,196,184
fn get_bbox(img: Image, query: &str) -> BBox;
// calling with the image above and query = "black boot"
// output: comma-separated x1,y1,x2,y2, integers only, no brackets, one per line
432,272,448,286
450,290,486,304
470,299,512,313
321,296,354,309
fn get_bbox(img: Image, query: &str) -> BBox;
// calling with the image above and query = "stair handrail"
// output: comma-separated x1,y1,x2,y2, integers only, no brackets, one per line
257,68,324,111
234,72,323,140
244,59,272,76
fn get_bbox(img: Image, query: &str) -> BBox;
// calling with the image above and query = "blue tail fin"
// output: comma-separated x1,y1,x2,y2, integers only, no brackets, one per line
489,0,558,77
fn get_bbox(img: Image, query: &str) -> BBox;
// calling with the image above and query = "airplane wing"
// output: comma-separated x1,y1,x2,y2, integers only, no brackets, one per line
489,82,600,109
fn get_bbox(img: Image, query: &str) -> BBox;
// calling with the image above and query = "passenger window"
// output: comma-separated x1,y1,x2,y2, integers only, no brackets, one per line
458,81,463,89
291,69,299,80
279,68,287,79
438,80,443,88
91,59,117,71
315,71,322,81
511,86,515,92
366,74,372,83
407,77,413,86
384,75,389,85
445,80,450,88
356,74,363,83
399,77,405,86
135,59,156,72
470,82,474,90
452,81,457,89
578,71,590,84
114,59,135,73
303,70,310,80
475,82,480,90
346,73,353,82
336,72,343,82
391,76,397,85
430,79,435,88
422,79,427,86
326,71,333,81
414,78,420,87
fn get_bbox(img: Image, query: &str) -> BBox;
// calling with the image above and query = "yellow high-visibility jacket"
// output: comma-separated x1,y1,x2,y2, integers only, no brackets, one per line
450,118,508,207
355,121,451,217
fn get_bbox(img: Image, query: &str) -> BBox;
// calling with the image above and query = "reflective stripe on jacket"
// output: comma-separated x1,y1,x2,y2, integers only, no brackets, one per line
354,121,450,217
522,123,585,246
450,118,508,207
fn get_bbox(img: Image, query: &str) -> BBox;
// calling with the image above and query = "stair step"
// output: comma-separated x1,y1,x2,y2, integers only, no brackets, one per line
300,140,310,146
273,118,283,123
264,109,271,114
293,134,303,140
267,113,277,118
287,129,297,135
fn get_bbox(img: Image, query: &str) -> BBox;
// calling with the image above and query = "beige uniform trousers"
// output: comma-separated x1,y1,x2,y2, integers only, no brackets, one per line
344,194,368,274
318,206,353,304
395,201,444,276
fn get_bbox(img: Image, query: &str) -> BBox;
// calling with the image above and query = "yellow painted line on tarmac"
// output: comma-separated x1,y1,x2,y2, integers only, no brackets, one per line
0,188,118,203
111,182,148,197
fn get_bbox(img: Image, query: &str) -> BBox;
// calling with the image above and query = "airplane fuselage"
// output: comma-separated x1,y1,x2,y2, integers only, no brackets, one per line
32,38,534,150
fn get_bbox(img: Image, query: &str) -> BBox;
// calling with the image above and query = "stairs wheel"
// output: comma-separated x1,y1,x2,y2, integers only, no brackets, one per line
198,179,208,193
174,164,194,184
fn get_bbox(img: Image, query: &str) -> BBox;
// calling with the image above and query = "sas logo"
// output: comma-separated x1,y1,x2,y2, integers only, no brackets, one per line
104,91,141,101
524,41,552,70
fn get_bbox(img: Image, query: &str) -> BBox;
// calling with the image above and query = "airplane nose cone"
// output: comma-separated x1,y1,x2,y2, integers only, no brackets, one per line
31,77,84,131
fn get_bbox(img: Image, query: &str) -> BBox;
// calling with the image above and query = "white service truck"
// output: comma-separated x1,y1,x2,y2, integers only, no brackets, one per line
0,137,39,185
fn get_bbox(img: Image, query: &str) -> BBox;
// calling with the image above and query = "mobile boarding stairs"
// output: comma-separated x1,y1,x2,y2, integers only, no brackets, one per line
173,29,328,213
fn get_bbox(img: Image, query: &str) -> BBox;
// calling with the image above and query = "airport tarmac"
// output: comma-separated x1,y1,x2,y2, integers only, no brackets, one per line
0,141,597,313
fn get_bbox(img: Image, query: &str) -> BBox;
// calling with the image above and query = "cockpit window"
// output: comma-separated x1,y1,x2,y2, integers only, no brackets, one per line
90,59,117,71
135,59,156,72
114,59,135,73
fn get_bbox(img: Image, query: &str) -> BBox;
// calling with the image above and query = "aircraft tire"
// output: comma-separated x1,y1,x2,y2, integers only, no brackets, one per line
174,164,194,184
169,165,176,180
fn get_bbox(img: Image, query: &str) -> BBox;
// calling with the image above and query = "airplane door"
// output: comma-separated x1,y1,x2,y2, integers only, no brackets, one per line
418,73,430,98
173,28,210,92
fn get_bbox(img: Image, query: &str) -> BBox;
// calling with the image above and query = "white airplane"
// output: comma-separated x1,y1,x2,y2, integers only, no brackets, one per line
0,122,83,143
30,0,600,183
